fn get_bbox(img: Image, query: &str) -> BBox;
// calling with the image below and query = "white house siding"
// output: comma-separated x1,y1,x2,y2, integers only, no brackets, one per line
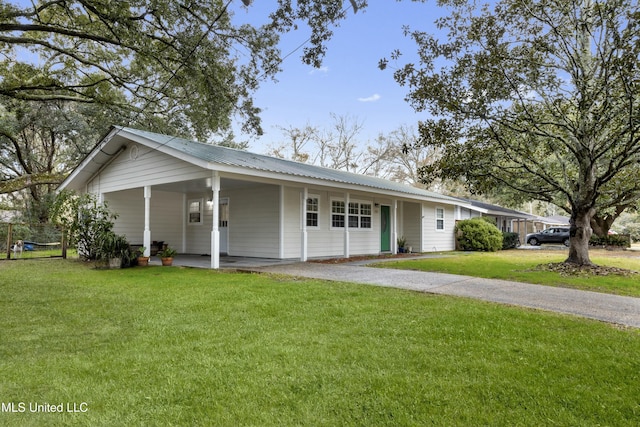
281,189,381,258
422,202,456,251
282,186,303,259
401,201,422,252
104,189,183,249
185,192,214,255
88,143,209,194
227,184,280,258
459,208,481,220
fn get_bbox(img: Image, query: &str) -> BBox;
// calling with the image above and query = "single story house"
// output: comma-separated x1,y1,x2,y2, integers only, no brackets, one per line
453,198,536,233
59,126,487,268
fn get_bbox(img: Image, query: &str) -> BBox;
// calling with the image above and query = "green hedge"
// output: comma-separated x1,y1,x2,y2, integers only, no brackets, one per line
589,234,631,248
502,232,520,249
455,218,503,252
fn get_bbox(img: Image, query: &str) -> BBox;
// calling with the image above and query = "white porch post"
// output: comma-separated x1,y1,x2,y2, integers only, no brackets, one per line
279,185,285,259
143,186,151,257
392,199,398,254
210,172,220,269
301,187,308,261
181,194,187,253
344,192,350,258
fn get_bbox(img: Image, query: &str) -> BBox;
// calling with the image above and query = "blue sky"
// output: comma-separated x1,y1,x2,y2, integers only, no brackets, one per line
8,0,443,151
232,1,444,152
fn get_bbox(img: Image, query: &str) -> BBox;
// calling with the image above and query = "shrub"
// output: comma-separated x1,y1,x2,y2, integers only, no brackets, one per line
455,218,503,252
97,231,134,267
589,234,631,248
50,190,119,260
502,232,520,249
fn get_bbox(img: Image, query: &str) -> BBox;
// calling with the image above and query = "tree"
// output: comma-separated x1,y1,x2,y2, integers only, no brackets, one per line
1,1,366,220
268,123,317,163
0,0,366,140
384,0,640,265
0,98,115,221
384,124,441,189
268,114,367,171
50,190,118,260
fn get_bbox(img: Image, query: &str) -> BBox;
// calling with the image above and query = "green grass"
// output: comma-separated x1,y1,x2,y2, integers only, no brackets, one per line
1,259,640,426
377,249,640,297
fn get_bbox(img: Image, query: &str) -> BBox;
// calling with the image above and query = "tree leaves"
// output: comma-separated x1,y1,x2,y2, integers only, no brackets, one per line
388,0,640,263
0,1,362,140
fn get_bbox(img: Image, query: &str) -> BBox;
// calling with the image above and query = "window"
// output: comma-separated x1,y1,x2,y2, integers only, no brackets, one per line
306,196,319,227
332,199,372,229
219,199,229,228
348,202,359,228
349,202,372,229
436,207,445,231
188,199,203,225
359,203,372,228
331,200,345,228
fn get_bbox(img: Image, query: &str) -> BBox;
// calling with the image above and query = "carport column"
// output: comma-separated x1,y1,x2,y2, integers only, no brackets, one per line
344,192,350,258
210,172,220,269
143,186,151,257
301,187,308,261
392,199,398,254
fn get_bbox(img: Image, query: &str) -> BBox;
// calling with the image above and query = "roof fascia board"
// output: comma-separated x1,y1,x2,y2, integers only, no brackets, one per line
58,127,121,192
117,129,211,169
217,167,467,207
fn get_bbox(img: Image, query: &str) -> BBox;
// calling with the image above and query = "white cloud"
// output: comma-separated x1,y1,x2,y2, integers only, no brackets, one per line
358,93,381,102
309,66,329,75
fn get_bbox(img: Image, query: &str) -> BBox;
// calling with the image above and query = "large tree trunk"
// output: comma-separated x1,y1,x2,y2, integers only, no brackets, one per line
591,205,628,238
565,207,595,266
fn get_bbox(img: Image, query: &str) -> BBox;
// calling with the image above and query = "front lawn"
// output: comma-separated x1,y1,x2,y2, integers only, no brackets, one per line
376,249,640,297
1,259,639,426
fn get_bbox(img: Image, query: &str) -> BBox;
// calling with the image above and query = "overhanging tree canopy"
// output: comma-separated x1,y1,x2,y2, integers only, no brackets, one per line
0,0,364,140
0,0,365,211
383,0,640,265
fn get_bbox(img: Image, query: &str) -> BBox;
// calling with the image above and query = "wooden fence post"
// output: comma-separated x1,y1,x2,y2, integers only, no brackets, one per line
61,227,67,259
6,223,12,259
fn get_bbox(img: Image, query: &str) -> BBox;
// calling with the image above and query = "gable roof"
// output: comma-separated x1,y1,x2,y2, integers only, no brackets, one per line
454,197,535,220
60,126,473,207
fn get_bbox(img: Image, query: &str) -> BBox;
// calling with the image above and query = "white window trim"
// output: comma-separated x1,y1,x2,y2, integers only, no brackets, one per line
187,198,204,225
435,206,445,232
330,198,345,230
306,194,320,229
330,198,372,231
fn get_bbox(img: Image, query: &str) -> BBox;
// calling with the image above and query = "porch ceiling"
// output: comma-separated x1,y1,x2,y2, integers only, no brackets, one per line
152,177,261,193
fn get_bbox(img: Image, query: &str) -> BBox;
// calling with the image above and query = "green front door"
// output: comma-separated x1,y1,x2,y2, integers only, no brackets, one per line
380,205,390,252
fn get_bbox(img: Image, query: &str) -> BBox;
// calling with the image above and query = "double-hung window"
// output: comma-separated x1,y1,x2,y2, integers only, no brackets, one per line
332,199,372,229
436,207,445,231
188,199,203,225
331,200,345,228
349,202,372,229
359,203,372,228
306,196,319,227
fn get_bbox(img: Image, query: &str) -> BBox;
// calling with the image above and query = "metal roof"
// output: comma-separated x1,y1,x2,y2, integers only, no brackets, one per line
115,126,465,204
453,197,535,219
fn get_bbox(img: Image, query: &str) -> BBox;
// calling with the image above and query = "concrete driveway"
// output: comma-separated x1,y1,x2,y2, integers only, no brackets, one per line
247,260,640,329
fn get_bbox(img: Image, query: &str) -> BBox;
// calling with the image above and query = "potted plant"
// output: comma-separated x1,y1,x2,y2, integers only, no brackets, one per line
158,246,177,266
136,246,150,266
397,236,407,253
98,232,131,268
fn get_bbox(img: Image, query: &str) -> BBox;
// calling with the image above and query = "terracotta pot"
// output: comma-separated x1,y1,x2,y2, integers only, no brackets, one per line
161,257,173,266
137,256,150,266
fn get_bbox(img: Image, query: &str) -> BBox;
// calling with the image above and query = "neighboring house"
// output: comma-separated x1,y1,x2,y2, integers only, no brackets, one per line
453,198,535,233
59,126,484,268
512,214,571,242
